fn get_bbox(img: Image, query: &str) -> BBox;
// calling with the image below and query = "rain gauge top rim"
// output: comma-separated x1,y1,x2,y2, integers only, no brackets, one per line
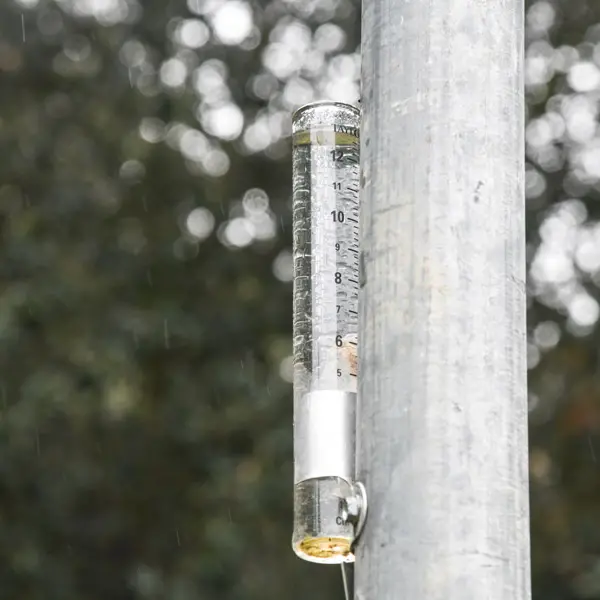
292,101,360,121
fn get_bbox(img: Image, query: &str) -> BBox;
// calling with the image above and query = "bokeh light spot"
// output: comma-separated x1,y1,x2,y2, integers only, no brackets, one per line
273,250,293,282
201,104,244,141
211,1,252,46
176,19,210,49
569,293,600,327
160,58,188,88
186,208,215,241
568,61,600,92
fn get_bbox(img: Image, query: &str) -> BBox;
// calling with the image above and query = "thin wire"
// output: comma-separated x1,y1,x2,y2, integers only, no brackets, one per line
341,563,350,600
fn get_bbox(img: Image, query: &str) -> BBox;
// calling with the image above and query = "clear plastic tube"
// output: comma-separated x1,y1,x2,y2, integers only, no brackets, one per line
292,102,360,564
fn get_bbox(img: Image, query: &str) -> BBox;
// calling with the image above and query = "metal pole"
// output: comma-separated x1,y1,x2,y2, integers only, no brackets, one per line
356,0,531,598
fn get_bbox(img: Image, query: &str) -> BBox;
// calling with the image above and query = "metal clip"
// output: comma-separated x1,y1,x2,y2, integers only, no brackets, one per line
339,481,368,542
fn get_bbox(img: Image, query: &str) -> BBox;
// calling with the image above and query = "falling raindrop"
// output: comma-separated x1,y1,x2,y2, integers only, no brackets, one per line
164,319,170,349
341,564,350,600
589,435,597,462
175,529,181,546
21,14,26,42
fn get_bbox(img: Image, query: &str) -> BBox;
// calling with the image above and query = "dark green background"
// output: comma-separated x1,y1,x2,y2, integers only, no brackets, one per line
0,0,599,597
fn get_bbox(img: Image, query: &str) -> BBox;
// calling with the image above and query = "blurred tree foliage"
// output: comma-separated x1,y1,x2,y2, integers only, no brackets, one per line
0,0,599,598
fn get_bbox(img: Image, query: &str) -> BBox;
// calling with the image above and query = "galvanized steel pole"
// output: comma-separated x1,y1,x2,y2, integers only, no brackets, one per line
356,1,531,599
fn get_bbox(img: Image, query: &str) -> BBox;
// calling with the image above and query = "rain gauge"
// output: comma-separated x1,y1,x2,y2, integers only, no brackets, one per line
291,101,367,565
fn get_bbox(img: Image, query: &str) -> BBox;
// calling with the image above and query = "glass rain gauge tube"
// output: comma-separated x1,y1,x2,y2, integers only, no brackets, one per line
292,101,366,564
